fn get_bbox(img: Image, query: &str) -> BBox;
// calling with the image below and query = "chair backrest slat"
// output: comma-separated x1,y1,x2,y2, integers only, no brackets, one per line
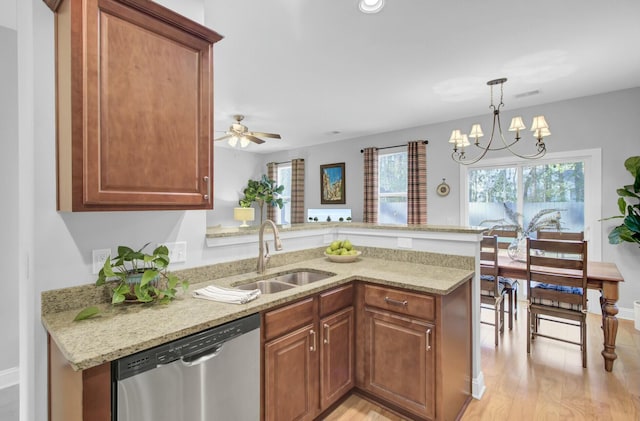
486,228,518,250
536,230,584,241
526,237,588,308
480,235,500,296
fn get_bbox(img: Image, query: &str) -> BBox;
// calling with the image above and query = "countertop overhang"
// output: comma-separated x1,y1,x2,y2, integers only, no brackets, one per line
42,252,474,371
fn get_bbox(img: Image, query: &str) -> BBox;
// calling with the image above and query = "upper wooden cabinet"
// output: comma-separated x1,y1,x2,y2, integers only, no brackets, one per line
48,0,223,211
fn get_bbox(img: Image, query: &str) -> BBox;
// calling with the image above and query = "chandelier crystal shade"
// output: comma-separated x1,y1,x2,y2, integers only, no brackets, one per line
449,78,550,165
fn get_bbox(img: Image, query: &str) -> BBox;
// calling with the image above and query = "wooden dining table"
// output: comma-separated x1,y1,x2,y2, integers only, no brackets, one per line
498,255,624,372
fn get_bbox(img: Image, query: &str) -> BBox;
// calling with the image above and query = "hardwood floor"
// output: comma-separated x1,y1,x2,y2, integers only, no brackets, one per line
324,302,640,420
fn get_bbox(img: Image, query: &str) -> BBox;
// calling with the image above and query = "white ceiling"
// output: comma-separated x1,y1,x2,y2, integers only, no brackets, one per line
204,0,640,154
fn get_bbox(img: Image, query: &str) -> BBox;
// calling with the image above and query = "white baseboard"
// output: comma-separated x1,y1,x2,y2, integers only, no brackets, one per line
0,367,19,390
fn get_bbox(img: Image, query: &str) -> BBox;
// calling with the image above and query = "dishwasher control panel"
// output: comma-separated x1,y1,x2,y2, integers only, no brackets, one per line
113,313,260,380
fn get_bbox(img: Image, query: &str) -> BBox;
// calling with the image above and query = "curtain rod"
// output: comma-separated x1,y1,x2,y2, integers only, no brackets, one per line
360,140,428,153
269,158,305,165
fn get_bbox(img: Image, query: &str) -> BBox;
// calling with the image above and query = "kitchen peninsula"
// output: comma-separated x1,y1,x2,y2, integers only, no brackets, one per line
43,224,486,421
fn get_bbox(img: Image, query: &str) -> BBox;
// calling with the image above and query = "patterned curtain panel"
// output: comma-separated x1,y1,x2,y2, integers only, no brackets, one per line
407,141,427,224
266,162,277,222
291,158,305,224
363,147,379,223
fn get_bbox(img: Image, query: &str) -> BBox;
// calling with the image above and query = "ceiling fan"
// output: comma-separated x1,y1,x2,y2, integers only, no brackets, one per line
214,114,281,147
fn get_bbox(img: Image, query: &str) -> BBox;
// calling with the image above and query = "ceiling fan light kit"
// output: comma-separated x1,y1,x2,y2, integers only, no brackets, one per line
214,114,282,148
359,0,384,14
449,78,551,165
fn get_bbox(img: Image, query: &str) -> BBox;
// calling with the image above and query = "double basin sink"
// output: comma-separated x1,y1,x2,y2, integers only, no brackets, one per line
234,269,336,294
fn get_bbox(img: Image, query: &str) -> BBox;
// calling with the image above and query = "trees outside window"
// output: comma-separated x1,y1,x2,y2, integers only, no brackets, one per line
379,151,407,224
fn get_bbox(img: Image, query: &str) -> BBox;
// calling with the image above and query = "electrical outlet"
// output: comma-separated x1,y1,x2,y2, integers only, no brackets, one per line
164,241,187,263
92,249,111,274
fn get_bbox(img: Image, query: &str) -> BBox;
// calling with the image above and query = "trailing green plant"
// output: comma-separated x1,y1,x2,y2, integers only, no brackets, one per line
480,202,565,238
602,156,640,247
239,175,285,223
74,243,189,321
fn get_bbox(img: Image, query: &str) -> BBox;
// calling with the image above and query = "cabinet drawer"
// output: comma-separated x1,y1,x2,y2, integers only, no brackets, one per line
364,284,435,321
319,284,353,317
264,298,315,341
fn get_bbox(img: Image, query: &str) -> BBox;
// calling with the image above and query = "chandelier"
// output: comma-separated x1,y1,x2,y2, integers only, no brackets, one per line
449,78,550,165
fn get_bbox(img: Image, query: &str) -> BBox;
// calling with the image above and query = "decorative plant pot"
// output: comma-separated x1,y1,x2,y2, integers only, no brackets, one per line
507,237,526,261
124,271,161,302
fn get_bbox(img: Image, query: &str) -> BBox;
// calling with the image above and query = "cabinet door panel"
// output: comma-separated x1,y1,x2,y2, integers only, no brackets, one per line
364,307,435,420
264,324,318,421
320,306,354,410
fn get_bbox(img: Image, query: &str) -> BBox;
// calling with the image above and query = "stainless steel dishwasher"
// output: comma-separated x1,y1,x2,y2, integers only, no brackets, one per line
113,313,260,421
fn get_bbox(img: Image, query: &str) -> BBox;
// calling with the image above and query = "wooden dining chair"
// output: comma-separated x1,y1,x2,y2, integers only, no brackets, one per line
536,230,584,241
480,235,507,346
526,237,588,367
486,228,519,329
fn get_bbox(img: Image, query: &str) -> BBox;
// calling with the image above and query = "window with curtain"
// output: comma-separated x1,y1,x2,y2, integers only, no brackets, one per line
276,163,291,225
378,151,408,224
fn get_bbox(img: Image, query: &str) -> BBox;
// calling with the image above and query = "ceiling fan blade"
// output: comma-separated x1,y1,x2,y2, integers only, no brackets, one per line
213,133,232,142
245,134,266,144
248,131,281,139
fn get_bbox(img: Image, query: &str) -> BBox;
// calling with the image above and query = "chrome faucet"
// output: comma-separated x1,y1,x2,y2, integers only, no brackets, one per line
257,219,283,274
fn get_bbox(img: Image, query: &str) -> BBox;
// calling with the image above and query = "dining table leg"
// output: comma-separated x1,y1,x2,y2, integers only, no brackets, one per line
600,281,619,372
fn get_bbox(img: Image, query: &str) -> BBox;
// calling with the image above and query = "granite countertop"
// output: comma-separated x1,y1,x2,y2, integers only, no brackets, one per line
207,222,487,237
42,249,474,371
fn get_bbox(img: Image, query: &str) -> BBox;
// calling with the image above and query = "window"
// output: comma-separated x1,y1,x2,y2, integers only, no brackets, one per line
378,151,407,224
462,149,602,259
275,163,291,225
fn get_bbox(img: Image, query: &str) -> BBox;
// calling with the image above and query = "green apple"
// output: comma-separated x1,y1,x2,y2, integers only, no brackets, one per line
330,240,341,251
325,247,333,255
343,240,352,250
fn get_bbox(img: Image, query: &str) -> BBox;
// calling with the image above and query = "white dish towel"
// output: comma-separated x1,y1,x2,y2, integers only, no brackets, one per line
193,285,261,304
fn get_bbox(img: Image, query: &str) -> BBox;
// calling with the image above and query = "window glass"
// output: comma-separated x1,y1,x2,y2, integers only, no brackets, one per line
468,161,585,236
276,164,291,225
378,151,407,224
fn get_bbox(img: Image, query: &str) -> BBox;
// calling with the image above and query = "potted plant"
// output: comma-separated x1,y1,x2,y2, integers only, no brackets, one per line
75,243,189,320
603,156,640,246
480,202,565,260
239,175,285,224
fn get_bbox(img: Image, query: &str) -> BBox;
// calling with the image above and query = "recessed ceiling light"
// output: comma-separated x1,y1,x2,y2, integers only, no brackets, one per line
359,0,384,14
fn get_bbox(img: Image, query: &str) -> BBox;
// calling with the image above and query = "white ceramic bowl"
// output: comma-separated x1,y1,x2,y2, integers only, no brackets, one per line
324,250,362,263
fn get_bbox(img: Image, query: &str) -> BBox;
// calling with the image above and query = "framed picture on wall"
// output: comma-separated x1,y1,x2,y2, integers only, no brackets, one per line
320,162,346,204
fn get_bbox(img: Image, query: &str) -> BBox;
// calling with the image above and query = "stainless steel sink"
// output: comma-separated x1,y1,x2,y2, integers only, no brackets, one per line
234,270,336,294
263,269,335,286
235,280,296,294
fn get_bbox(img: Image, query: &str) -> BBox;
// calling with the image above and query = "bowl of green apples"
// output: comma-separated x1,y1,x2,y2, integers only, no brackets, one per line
324,239,361,263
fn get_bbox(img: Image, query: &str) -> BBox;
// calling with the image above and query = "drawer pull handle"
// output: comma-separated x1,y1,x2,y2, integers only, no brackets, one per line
426,328,432,351
384,296,408,307
203,176,210,201
323,323,330,345
310,329,317,352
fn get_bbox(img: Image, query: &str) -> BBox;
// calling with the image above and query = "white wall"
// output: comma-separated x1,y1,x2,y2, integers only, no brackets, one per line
0,24,19,380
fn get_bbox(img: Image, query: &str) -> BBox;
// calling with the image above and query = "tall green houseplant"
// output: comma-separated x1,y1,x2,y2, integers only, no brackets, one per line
240,175,285,224
604,156,640,247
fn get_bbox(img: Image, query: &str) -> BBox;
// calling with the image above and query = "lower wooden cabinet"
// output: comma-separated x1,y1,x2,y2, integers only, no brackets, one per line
363,307,435,419
320,306,355,409
262,284,354,420
264,323,318,421
356,282,471,421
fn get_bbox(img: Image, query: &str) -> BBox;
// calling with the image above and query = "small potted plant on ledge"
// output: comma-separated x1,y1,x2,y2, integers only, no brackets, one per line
75,243,189,321
240,175,285,224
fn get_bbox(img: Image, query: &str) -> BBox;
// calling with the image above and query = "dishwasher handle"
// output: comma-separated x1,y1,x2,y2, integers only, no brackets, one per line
180,343,225,367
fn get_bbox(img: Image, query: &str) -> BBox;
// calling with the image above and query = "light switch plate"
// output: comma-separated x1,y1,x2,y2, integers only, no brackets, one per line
92,249,111,274
164,241,187,263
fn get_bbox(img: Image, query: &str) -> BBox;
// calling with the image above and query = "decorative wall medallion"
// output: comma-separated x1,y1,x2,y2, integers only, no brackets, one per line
437,178,450,197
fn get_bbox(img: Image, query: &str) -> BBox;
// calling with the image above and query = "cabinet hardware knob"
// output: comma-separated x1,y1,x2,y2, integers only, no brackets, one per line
384,296,408,307
310,329,316,352
203,175,210,201
426,328,432,351
323,323,330,345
